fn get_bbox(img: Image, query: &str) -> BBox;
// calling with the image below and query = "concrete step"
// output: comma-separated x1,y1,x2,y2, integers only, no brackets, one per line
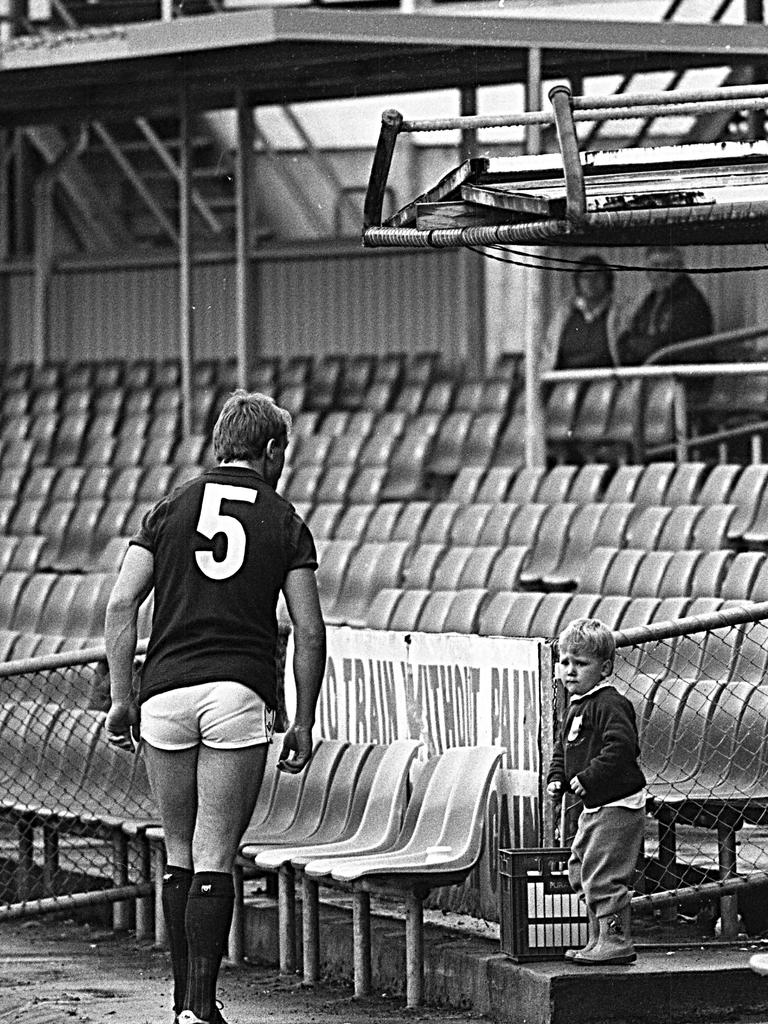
241,893,768,1024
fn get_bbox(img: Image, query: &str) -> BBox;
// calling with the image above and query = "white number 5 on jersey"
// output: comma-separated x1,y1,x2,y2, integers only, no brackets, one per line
195,482,257,580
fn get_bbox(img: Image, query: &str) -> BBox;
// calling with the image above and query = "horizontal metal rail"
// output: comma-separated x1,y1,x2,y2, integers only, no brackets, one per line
613,598,768,651
0,638,148,678
0,883,153,921
631,869,768,913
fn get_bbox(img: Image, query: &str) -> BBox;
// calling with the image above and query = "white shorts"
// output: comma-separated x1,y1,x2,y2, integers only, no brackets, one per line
140,681,275,750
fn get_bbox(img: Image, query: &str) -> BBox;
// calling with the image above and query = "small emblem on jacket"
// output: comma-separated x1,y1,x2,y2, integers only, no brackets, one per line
567,715,583,743
201,884,212,893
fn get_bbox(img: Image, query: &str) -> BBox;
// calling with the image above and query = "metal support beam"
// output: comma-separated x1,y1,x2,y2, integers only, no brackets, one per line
178,84,194,439
92,121,178,246
32,125,88,366
135,117,223,236
235,89,255,390
0,131,10,262
459,86,486,378
524,46,547,468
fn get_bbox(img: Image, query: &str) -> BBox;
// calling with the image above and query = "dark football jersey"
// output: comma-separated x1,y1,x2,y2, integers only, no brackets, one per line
130,465,317,708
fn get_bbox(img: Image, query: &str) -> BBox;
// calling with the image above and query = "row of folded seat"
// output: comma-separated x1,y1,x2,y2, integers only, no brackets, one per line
359,587,758,641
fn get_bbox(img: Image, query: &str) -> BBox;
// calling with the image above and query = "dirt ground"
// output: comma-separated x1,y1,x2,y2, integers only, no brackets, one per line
0,916,490,1024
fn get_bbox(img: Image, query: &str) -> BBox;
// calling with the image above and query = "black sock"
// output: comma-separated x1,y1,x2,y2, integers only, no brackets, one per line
184,871,234,1022
161,865,193,1015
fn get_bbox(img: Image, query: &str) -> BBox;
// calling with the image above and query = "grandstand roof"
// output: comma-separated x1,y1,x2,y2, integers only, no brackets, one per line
1,8,768,127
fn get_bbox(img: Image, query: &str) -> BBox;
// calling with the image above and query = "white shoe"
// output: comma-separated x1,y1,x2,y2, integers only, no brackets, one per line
178,1014,208,1024
750,953,768,975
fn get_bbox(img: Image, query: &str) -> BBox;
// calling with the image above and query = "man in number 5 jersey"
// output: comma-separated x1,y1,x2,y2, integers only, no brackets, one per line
105,390,326,1024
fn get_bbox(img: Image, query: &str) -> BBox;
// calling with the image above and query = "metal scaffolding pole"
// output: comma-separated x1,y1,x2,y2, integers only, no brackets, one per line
178,83,194,439
235,89,255,390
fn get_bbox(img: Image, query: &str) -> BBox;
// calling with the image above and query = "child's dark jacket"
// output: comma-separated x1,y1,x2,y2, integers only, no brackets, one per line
547,684,646,809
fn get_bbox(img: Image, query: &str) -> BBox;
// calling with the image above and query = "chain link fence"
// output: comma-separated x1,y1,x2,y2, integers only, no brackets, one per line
556,600,768,942
0,643,157,926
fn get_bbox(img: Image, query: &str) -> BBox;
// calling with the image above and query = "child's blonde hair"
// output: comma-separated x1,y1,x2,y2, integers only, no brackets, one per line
558,617,616,663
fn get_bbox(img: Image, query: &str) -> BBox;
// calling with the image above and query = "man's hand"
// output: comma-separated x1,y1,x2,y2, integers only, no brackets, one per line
547,780,563,798
105,701,139,752
571,775,587,798
277,724,314,774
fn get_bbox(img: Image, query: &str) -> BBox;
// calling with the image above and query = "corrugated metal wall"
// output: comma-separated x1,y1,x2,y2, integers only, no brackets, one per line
2,242,764,369
1,246,468,366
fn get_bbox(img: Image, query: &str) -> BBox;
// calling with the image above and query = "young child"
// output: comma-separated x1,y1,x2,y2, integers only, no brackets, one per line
547,618,646,965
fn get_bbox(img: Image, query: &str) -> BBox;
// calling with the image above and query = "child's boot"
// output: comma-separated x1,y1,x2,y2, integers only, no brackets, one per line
573,905,636,965
564,907,598,961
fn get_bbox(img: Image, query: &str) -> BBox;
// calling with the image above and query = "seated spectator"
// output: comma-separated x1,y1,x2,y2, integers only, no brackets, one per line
544,255,619,371
612,246,713,366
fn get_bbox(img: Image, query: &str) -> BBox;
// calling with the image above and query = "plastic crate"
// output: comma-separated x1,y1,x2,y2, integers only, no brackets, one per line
499,847,588,962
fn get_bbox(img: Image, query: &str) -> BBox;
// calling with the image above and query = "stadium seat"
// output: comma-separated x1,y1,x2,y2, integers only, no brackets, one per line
588,595,632,630
518,503,578,587
577,546,619,594
556,592,602,631
364,588,404,630
137,466,176,503
346,465,388,505
364,381,395,413
461,412,505,468
401,543,446,589
422,380,455,415
566,462,610,504
491,403,526,466
8,499,46,537
697,463,742,505
485,545,529,593
623,506,672,550
307,502,344,541
601,465,644,504
543,503,608,589
393,382,426,416
591,502,636,549
318,411,350,439
0,466,28,499
50,412,88,466
20,466,58,503
432,547,475,589
570,380,617,458
504,502,548,549
54,499,105,571
391,501,431,543
656,505,703,550
379,416,441,500
478,590,519,636
39,573,85,636
456,547,499,589
632,462,677,508
664,462,708,505
415,590,460,632
527,592,575,638
0,537,19,573
283,465,323,504
601,548,647,596
325,434,366,467
657,550,704,598
51,466,85,502
545,381,582,458
476,503,519,546
720,552,766,602
442,589,488,633
419,502,461,543
475,466,517,503
450,503,494,545
35,500,77,567
536,465,579,505
11,572,58,632
630,550,675,598
725,464,768,540
507,467,546,504
363,502,404,542
690,504,737,551
389,589,431,631
332,541,411,627
689,549,735,598
446,468,485,504
315,539,358,622
315,465,356,504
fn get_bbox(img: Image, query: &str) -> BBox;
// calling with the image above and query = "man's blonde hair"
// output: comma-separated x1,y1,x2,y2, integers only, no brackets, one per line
213,389,291,463
558,617,616,663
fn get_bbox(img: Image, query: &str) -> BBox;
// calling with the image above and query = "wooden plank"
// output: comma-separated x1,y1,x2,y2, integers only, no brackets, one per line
415,200,520,230
385,157,489,229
